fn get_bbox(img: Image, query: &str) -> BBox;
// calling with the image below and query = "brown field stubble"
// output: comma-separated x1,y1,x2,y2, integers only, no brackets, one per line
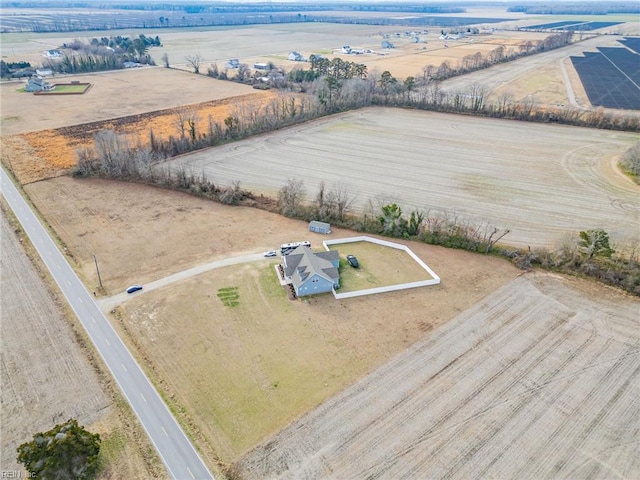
0,210,159,478
236,272,640,480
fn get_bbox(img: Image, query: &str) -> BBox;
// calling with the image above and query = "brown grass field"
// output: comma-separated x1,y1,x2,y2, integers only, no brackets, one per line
2,10,640,479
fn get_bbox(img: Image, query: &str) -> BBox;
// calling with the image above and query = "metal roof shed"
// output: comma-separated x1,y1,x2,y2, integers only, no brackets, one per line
309,221,331,234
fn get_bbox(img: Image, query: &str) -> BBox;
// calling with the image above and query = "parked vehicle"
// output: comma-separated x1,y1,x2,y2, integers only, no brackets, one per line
126,285,143,294
264,250,278,257
280,241,311,255
346,255,359,268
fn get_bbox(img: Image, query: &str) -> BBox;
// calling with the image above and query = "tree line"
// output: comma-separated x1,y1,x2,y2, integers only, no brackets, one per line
41,35,159,74
508,3,640,15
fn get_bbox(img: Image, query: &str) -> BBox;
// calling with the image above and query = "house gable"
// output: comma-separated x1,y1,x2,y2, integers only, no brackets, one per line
283,246,339,296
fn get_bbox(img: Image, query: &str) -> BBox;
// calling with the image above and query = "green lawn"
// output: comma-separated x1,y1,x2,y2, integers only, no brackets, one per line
331,241,433,293
43,83,91,94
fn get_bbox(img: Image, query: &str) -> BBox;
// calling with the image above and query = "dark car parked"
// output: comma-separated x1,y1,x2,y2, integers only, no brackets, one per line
346,255,359,268
126,285,143,294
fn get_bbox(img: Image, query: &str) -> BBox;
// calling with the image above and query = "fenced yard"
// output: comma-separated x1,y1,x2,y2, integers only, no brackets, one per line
326,236,440,298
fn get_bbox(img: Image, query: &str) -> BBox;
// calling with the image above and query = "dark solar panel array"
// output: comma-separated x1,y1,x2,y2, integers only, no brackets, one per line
576,21,623,30
571,48,640,110
524,20,621,31
598,47,640,83
527,20,585,29
620,37,640,54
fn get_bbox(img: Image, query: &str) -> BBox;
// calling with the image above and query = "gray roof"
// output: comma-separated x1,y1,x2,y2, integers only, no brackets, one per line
284,246,339,283
310,220,330,228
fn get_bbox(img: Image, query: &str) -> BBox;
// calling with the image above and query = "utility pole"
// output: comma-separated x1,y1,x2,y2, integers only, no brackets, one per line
93,254,103,290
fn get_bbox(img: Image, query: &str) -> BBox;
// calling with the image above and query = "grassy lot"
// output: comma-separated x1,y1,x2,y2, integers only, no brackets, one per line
331,241,433,293
48,83,91,94
121,263,363,460
119,250,517,462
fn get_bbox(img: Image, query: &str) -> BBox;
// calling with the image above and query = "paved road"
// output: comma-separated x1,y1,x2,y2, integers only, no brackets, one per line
1,167,214,480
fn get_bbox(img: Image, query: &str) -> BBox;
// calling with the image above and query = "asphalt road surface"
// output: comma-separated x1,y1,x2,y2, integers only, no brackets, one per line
1,167,214,480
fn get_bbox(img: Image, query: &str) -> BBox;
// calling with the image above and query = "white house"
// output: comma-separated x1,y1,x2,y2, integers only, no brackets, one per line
43,49,63,58
287,51,305,62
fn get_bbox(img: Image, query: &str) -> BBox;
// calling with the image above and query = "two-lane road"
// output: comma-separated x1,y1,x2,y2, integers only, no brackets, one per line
1,168,214,480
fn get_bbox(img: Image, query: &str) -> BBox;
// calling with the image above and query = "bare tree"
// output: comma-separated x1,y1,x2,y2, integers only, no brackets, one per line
278,178,306,216
236,63,250,82
207,63,219,78
496,92,514,115
468,83,487,111
621,141,640,176
185,53,202,74
326,183,355,221
316,180,327,218
174,108,198,141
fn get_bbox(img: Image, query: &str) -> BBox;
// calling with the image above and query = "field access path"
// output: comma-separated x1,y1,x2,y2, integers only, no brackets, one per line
0,168,214,480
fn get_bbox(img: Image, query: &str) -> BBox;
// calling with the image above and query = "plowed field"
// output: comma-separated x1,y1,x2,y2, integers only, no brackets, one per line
236,272,640,479
166,107,640,249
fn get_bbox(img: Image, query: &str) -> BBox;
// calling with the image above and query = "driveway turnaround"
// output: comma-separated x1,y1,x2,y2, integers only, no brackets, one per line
1,168,214,480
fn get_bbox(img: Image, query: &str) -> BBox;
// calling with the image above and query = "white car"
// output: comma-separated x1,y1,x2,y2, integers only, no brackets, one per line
264,250,278,257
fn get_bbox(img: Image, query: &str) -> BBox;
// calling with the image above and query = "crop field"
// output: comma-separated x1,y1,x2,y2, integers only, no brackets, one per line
167,107,640,249
0,67,260,136
0,213,154,478
236,273,640,479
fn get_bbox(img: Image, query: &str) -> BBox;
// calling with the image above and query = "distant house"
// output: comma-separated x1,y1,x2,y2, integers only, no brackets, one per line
288,51,305,62
282,246,340,297
381,40,395,49
35,68,53,77
226,58,240,69
25,76,54,92
253,62,269,70
43,49,63,58
309,221,331,235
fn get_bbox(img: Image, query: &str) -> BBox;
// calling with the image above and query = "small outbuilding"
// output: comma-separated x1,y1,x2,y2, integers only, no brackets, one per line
309,221,331,235
35,68,53,77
